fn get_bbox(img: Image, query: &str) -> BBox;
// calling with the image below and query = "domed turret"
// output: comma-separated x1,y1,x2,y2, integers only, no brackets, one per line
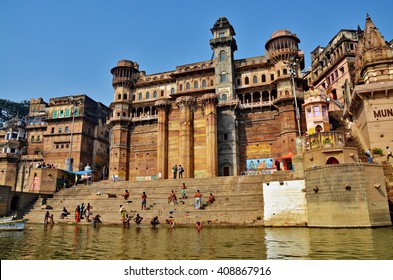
265,30,303,67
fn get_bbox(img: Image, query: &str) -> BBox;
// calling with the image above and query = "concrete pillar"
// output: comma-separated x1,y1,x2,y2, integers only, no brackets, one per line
155,100,171,179
201,93,218,177
176,96,196,178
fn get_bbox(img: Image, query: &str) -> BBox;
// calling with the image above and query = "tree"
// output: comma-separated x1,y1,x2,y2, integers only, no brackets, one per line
0,99,29,127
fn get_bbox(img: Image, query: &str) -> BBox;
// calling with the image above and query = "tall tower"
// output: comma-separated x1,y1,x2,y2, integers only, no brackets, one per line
265,30,305,142
108,60,140,180
209,17,237,101
210,17,240,176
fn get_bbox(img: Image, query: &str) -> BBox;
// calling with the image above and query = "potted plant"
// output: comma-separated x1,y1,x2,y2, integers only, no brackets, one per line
372,147,383,156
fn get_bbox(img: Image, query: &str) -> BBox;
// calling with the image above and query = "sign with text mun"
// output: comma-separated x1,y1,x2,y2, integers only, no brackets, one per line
373,107,393,119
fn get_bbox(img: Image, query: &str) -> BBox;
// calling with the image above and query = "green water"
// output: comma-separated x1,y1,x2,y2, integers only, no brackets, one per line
1,224,393,260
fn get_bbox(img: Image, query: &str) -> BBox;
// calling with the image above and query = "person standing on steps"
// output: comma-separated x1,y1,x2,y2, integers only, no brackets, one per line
178,165,184,178
195,190,202,209
172,165,178,179
141,192,147,210
85,203,93,222
181,182,188,199
387,146,393,162
365,148,373,163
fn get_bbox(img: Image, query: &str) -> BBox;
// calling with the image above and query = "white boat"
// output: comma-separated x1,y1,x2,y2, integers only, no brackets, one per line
0,219,29,231
0,215,16,222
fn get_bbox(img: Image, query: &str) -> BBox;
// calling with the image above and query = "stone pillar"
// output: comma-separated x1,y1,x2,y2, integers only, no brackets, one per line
201,93,218,177
176,96,196,178
155,100,171,179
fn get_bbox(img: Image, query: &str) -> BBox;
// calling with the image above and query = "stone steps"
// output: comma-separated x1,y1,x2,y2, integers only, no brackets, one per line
23,174,291,226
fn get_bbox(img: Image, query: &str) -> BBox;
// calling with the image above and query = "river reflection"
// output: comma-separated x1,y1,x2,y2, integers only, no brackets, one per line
0,225,392,260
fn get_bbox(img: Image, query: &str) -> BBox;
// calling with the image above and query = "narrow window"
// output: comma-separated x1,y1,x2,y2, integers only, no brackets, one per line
202,80,207,88
146,92,150,99
65,109,70,117
51,127,55,134
170,88,175,94
194,81,199,89
31,135,35,142
138,93,142,100
245,77,249,85
65,126,69,133
153,91,158,98
253,76,257,84
221,73,227,83
262,74,266,83
52,110,58,118
219,51,226,61
58,127,62,133
186,82,190,90
270,74,275,81
123,94,127,100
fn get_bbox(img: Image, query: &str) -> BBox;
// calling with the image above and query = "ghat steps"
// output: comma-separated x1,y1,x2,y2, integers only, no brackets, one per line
23,172,293,226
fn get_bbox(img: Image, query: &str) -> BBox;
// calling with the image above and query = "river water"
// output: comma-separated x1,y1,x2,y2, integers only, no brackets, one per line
1,224,393,260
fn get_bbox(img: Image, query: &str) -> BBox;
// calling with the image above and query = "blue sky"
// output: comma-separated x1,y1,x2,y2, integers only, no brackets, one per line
1,0,392,107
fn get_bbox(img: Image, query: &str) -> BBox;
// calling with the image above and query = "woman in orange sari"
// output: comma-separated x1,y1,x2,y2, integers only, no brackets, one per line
75,205,81,222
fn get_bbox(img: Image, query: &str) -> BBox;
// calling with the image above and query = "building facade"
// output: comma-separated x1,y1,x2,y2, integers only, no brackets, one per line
108,17,306,181
307,29,359,112
19,94,112,191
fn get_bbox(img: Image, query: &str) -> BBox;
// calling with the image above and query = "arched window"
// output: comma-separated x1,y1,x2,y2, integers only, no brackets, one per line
138,93,142,100
262,74,266,83
153,91,158,98
123,93,127,100
219,51,226,61
186,82,190,90
194,81,199,89
277,70,280,77
221,94,228,101
253,76,258,84
122,111,127,117
37,135,40,141
146,92,150,99
283,69,287,75
31,135,34,142
59,110,64,118
52,110,58,118
171,88,175,95
245,77,249,85
221,73,227,83
202,80,207,88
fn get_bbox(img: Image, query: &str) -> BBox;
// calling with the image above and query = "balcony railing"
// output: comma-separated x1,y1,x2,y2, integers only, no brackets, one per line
304,131,345,151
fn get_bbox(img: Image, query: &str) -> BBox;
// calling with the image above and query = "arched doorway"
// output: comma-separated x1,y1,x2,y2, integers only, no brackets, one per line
326,157,339,165
10,195,20,211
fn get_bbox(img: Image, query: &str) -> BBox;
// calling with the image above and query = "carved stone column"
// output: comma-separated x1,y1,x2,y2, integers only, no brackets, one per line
176,96,196,178
155,100,171,179
201,93,218,177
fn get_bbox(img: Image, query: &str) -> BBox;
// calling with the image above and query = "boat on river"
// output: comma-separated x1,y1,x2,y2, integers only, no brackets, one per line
0,215,16,223
0,219,29,231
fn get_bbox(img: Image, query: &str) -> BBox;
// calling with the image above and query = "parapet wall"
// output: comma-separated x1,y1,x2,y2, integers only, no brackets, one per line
305,163,392,227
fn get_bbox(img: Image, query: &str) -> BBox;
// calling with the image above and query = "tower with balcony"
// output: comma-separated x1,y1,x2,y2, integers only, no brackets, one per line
108,60,140,180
